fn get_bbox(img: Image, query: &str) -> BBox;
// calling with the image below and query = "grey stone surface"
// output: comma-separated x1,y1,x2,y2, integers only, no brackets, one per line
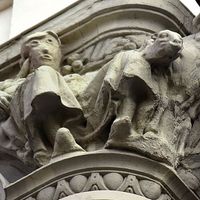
0,1,200,200
0,31,85,167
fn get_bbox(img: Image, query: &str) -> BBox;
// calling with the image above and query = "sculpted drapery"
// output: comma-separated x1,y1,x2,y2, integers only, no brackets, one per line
0,28,198,173
0,31,85,166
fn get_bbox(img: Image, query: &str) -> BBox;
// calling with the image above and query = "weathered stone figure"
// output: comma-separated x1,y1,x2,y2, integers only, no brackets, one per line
0,30,185,168
105,30,184,165
0,31,85,166
171,13,200,194
78,30,183,165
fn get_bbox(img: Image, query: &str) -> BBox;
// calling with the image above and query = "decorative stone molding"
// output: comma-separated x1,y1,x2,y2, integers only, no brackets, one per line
5,150,198,200
25,173,170,200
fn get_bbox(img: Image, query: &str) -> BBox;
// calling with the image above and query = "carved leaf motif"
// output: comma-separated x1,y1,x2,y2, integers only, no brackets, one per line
59,192,67,199
82,173,108,191
117,175,144,196
125,186,134,193
91,184,99,191
53,180,74,200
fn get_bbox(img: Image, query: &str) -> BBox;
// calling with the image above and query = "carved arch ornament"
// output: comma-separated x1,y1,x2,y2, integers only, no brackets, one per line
5,151,199,200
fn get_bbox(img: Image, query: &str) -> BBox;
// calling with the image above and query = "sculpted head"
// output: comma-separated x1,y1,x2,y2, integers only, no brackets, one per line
143,30,183,65
21,31,62,72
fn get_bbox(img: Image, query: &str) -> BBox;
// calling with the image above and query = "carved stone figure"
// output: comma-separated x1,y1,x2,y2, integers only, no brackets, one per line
0,31,85,166
77,30,183,166
0,29,188,169
171,13,200,195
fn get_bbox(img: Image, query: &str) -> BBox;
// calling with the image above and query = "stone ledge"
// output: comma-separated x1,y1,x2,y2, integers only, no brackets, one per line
5,150,198,200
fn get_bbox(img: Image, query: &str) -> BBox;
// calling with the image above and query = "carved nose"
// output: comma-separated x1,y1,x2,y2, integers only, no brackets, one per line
173,39,182,45
42,48,49,54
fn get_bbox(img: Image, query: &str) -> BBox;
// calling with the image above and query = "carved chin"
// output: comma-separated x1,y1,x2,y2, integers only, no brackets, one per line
33,60,56,68
158,47,179,61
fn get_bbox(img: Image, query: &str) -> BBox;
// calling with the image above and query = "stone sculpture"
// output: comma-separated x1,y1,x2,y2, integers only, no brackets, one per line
0,31,85,167
77,30,183,166
0,29,185,168
172,13,200,195
0,27,197,172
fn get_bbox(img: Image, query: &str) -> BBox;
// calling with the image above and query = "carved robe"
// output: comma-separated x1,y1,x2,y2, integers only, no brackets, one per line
0,65,84,164
78,50,187,166
77,50,160,145
81,50,159,127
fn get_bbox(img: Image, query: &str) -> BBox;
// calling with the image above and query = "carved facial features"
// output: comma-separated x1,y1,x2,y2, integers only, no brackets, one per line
24,32,62,72
155,30,182,57
143,30,183,65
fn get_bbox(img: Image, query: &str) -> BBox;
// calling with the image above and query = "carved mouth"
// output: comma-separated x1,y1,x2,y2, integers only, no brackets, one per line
169,41,182,48
41,54,53,60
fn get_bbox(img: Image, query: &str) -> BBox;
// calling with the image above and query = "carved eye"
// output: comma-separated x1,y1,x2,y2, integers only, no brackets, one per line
173,39,181,44
159,33,168,38
30,40,39,47
47,38,53,43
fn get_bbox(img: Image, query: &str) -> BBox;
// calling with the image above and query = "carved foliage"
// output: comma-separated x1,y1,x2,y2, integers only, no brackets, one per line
62,33,149,75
